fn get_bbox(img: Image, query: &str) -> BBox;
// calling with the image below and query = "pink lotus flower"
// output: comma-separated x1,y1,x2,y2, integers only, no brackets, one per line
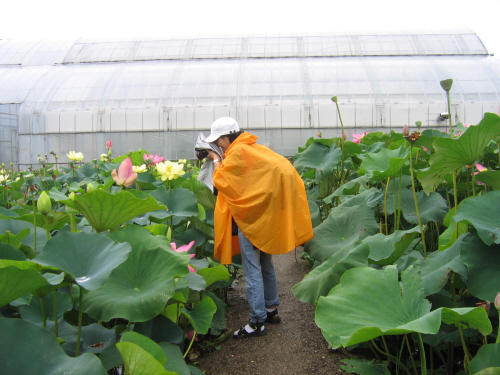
111,157,137,188
495,292,500,311
186,330,199,342
351,132,367,144
106,140,112,149
171,240,196,272
402,125,409,137
474,163,487,185
143,153,165,165
422,146,429,152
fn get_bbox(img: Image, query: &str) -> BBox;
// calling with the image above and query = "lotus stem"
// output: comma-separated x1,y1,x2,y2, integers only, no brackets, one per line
44,215,50,240
76,287,83,356
183,329,197,359
405,334,418,375
397,171,403,230
126,321,132,332
70,214,76,233
430,346,447,374
417,333,427,375
446,90,453,136
452,170,459,240
370,339,411,374
384,177,391,235
39,297,47,329
393,178,397,231
471,165,476,197
450,273,471,365
409,145,427,257
32,191,37,256
53,291,58,337
333,99,346,184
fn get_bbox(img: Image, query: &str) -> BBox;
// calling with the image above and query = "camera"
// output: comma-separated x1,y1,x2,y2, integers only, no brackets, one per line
195,149,209,160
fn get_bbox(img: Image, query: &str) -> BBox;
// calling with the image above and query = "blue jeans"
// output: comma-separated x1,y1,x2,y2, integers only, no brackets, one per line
238,228,280,323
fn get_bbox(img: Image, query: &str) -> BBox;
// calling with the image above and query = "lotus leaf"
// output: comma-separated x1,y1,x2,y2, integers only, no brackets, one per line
0,218,47,255
183,272,207,291
198,265,230,288
418,112,500,194
20,291,72,323
387,189,448,225
360,146,409,179
121,331,167,364
205,290,228,335
159,342,191,375
340,358,391,375
0,266,49,307
364,226,421,265
84,247,189,322
150,187,199,218
117,341,174,375
0,318,107,374
34,232,132,291
108,225,171,252
454,191,500,245
64,189,165,232
315,265,491,348
292,243,369,305
181,296,217,334
293,142,342,178
460,233,500,302
134,314,184,345
475,170,500,190
468,343,500,375
0,243,25,260
304,202,379,262
420,234,468,296
59,322,119,356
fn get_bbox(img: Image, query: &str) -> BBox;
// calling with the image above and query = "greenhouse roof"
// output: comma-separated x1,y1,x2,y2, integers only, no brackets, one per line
0,29,488,66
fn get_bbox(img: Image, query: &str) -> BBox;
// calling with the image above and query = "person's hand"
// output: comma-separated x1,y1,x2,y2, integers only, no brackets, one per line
206,151,219,160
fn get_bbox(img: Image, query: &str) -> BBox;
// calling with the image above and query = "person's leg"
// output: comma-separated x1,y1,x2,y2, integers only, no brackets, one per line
237,229,267,324
260,251,279,309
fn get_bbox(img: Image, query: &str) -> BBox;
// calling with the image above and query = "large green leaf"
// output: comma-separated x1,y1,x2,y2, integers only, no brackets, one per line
387,189,448,225
64,189,165,232
0,243,25,260
0,318,107,374
293,142,342,178
476,170,500,190
0,266,49,307
198,265,230,288
418,112,500,194
34,232,132,291
468,343,500,375
461,233,500,302
205,290,228,336
134,314,184,345
116,342,175,375
0,219,47,255
108,225,171,252
20,291,72,323
292,243,369,305
420,234,468,296
304,203,379,262
360,146,409,179
180,296,217,335
159,342,191,375
150,187,199,218
454,191,500,245
364,226,421,265
84,247,189,322
121,332,166,364
315,265,491,348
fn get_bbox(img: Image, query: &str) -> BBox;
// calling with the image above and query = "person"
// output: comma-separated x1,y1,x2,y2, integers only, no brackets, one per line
204,117,313,339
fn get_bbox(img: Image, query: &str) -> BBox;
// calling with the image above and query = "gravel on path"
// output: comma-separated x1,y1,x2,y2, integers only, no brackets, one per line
196,249,349,375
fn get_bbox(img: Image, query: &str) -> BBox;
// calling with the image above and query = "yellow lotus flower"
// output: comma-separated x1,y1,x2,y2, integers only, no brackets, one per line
100,154,108,161
156,161,186,181
67,151,84,162
0,175,5,183
179,159,187,164
133,164,147,173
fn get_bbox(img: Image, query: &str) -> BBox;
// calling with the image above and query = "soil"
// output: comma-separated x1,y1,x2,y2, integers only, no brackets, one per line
195,248,350,375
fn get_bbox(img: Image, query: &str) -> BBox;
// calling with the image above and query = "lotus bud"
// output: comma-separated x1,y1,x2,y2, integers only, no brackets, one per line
402,124,409,137
331,96,338,103
495,292,500,311
108,150,112,157
24,174,34,185
415,121,422,130
106,140,112,149
69,192,75,201
440,79,453,92
87,183,95,193
37,191,51,215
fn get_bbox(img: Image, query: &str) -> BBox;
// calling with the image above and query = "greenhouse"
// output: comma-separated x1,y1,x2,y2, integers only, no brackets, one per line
1,28,499,168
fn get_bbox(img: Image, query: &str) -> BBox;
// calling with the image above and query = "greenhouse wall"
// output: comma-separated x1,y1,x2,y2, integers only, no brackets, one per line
1,30,500,168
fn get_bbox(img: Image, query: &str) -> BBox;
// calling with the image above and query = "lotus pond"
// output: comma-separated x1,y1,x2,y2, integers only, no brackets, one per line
1,80,500,375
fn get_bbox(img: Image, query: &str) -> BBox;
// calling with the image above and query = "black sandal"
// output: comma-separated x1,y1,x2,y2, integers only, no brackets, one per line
265,308,281,324
233,322,267,339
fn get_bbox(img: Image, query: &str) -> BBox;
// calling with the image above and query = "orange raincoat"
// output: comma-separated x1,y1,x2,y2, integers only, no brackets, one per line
212,132,313,264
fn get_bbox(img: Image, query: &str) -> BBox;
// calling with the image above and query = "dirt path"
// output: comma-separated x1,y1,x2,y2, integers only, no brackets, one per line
196,249,349,375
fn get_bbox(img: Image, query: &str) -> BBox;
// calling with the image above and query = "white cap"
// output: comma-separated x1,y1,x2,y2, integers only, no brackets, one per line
205,117,240,143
